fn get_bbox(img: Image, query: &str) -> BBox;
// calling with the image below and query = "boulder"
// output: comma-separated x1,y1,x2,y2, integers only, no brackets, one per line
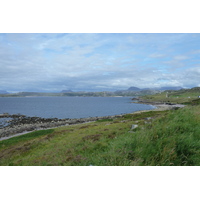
131,124,138,130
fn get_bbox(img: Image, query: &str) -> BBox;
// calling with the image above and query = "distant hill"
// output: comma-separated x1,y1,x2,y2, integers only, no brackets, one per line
127,86,184,91
160,86,183,91
0,90,9,94
0,86,197,98
128,87,141,91
61,90,73,93
141,86,200,104
113,86,187,97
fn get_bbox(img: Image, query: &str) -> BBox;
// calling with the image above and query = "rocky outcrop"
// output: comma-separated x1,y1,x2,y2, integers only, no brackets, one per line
0,113,123,139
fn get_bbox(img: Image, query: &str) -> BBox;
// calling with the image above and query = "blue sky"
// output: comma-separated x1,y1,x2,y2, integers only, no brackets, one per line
0,33,200,92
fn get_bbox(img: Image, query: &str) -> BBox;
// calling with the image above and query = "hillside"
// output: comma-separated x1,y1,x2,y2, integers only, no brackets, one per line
141,87,200,104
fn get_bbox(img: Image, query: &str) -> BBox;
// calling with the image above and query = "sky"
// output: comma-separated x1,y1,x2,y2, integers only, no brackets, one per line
1,33,200,92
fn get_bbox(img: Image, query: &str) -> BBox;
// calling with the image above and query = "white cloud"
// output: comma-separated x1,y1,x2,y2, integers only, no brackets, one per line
149,53,166,58
173,55,189,60
1,33,200,92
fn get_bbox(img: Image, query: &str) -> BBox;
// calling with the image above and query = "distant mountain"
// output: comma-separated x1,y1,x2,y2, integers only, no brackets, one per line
113,86,185,96
128,87,141,91
142,88,151,90
127,86,183,91
61,90,73,93
0,90,9,94
159,86,183,91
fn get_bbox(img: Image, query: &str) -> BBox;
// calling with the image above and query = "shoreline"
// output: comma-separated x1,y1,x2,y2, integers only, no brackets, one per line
0,103,185,141
131,98,185,112
0,113,129,141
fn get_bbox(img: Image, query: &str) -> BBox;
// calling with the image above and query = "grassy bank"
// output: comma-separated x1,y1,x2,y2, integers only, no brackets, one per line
1,104,200,166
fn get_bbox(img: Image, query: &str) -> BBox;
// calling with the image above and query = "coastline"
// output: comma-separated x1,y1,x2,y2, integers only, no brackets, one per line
0,102,185,141
131,98,185,113
0,114,126,141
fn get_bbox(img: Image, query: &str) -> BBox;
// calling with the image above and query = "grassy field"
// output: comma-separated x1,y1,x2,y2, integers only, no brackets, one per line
142,87,200,104
1,103,200,166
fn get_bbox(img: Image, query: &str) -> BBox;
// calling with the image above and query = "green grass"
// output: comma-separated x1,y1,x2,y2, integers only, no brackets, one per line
96,118,113,123
0,105,200,166
142,87,200,104
183,98,200,106
129,106,200,165
0,129,54,148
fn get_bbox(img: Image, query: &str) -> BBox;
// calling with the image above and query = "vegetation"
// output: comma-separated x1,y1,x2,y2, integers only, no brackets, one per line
1,104,200,166
142,87,200,104
183,98,200,106
0,129,54,148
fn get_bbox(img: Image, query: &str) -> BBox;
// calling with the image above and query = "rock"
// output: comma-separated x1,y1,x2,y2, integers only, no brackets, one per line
1,113,139,140
105,123,111,126
128,125,139,133
131,124,138,130
145,117,152,120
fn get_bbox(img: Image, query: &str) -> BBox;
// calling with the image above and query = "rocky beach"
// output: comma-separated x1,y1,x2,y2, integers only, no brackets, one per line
0,113,125,141
0,102,185,141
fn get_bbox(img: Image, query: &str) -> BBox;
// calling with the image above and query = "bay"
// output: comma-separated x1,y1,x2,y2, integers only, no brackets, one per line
0,97,155,119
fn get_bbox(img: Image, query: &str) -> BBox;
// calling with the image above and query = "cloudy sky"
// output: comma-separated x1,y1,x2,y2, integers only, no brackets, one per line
0,33,200,92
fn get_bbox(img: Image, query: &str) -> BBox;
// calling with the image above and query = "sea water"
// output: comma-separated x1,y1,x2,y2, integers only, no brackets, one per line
0,96,155,119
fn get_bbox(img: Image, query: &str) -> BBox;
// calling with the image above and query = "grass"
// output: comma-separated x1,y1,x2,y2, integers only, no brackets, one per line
96,118,113,123
183,98,200,106
1,105,200,166
142,87,200,104
131,106,200,165
0,129,54,148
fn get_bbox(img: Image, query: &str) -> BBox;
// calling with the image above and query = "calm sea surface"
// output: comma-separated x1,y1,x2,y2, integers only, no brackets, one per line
0,97,155,119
